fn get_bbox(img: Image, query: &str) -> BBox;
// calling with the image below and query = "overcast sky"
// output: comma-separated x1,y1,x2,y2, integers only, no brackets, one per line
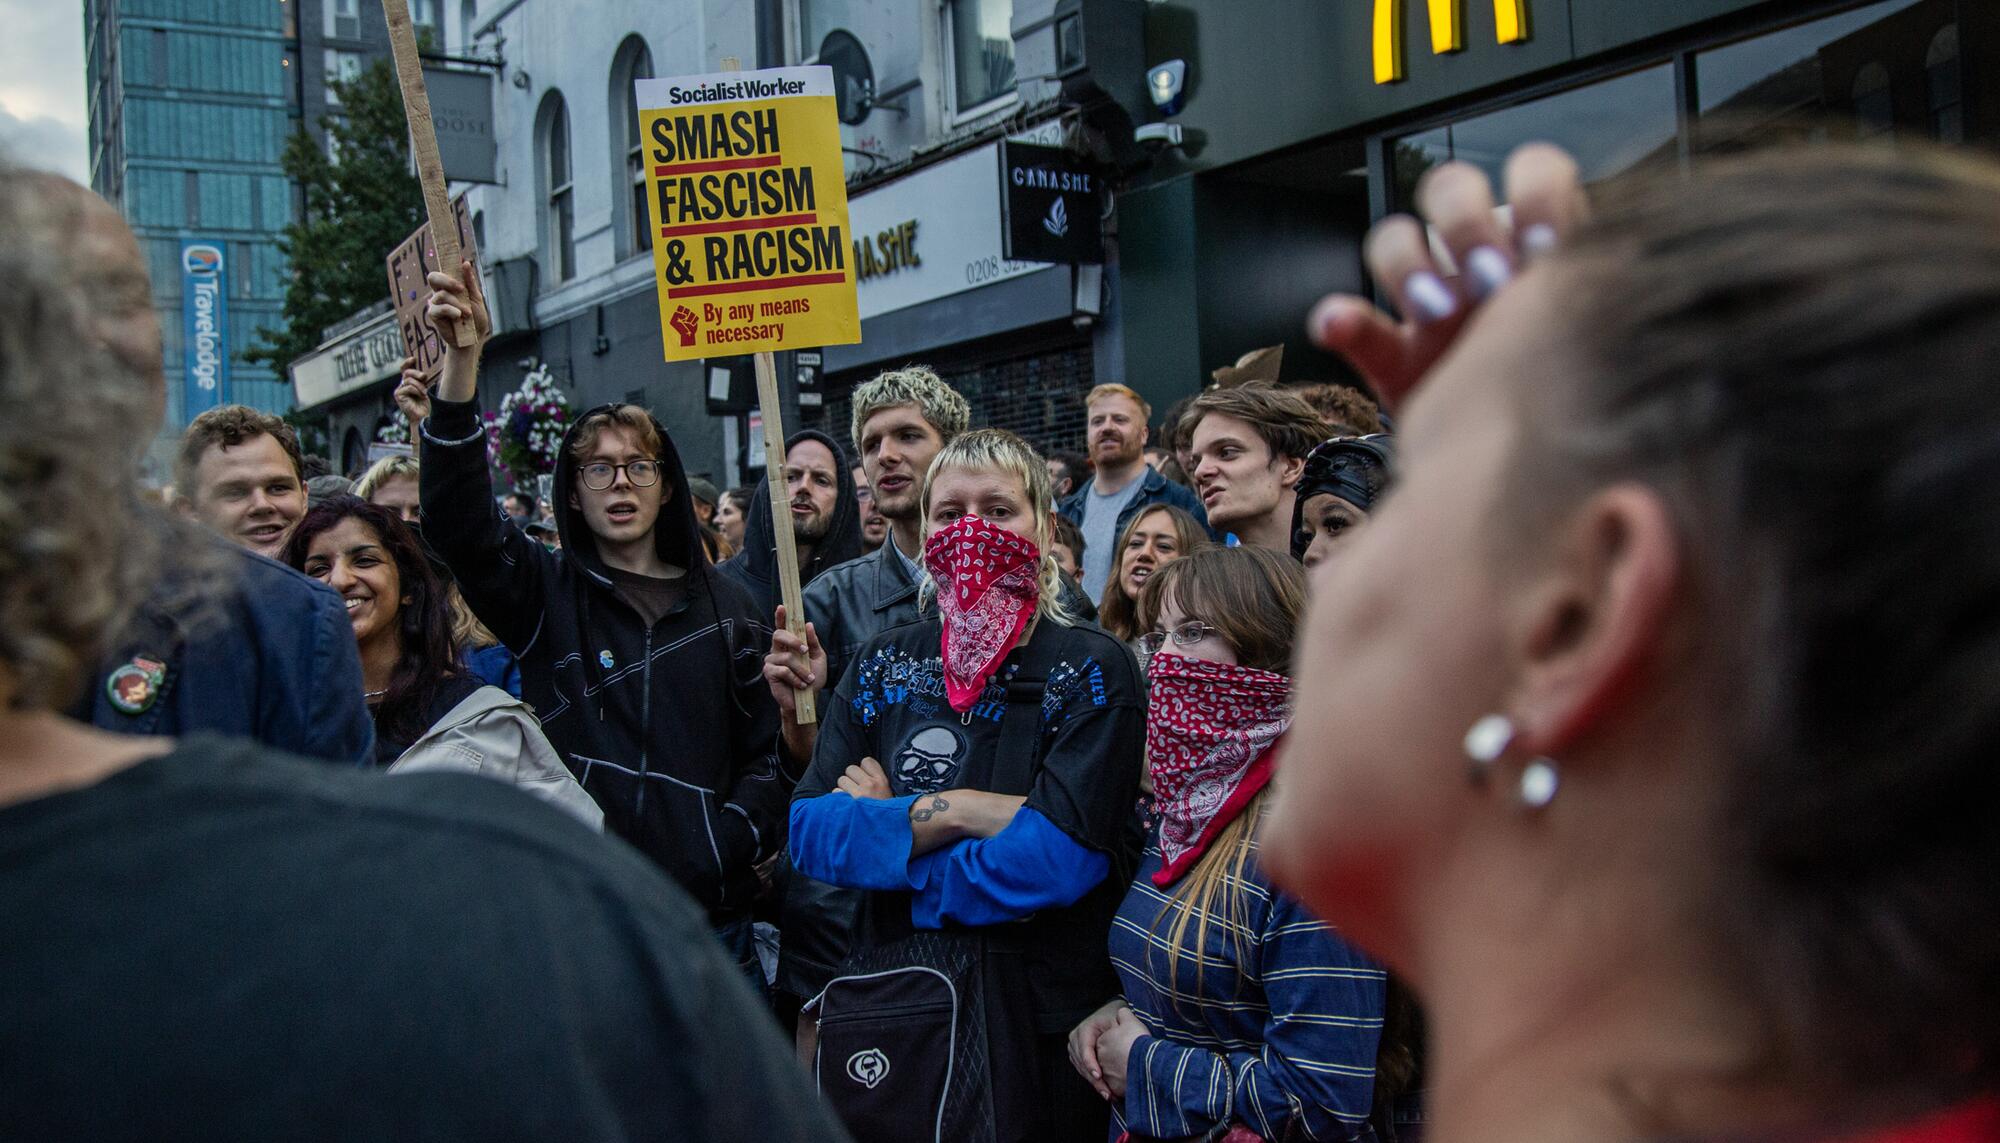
0,0,89,183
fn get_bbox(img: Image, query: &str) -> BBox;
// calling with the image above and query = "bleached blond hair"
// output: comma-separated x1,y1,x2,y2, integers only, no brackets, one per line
919,429,1073,627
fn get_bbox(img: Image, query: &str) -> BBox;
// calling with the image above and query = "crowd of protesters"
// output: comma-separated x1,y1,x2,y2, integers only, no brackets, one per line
3,132,1999,1143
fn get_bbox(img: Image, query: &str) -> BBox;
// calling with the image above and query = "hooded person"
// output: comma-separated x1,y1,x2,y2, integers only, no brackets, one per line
1291,434,1394,570
719,428,863,624
403,266,783,984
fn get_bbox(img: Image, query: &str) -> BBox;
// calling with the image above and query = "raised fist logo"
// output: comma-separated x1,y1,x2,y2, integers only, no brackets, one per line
670,305,699,348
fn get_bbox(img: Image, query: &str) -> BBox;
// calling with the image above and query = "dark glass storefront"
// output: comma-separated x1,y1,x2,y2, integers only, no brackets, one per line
1387,0,1975,210
1114,0,2000,412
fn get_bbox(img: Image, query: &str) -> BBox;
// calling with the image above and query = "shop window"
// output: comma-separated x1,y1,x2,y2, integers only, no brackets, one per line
1694,0,1932,150
1853,62,1895,141
610,35,655,261
538,91,575,284
1928,24,1963,143
1391,64,1676,209
948,0,1016,117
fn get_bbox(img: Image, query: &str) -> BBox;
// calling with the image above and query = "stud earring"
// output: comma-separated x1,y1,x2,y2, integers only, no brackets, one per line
1518,758,1560,809
1462,714,1514,786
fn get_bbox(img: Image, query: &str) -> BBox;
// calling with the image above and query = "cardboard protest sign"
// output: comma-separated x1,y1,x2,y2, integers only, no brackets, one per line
635,67,861,361
387,196,478,382
382,0,475,346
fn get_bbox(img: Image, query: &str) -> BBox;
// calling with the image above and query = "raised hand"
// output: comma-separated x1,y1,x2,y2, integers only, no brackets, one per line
393,356,432,426
426,261,492,348
761,604,827,719
1306,143,1588,412
426,261,492,404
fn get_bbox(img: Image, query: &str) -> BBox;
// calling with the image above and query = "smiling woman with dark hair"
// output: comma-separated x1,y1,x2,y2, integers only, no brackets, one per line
285,497,599,827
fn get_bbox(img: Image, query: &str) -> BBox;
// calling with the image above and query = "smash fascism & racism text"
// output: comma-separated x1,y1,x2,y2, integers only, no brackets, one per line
650,105,846,290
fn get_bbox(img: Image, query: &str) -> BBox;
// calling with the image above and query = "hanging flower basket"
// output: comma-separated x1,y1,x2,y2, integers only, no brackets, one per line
376,409,412,445
486,366,572,487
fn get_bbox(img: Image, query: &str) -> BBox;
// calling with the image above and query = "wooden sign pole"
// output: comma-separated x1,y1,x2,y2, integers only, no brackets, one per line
755,352,814,724
382,0,474,347
713,54,815,726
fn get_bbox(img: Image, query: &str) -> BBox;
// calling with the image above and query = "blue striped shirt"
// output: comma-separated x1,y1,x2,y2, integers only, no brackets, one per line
1109,834,1385,1141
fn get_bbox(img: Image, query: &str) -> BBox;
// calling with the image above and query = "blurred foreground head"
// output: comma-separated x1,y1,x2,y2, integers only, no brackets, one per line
1272,143,2000,1107
0,168,158,711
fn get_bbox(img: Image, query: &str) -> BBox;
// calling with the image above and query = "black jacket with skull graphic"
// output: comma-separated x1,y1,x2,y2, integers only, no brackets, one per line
792,614,1145,1030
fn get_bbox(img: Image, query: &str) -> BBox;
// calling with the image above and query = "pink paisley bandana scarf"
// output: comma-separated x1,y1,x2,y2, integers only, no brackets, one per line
1146,651,1291,887
923,514,1042,713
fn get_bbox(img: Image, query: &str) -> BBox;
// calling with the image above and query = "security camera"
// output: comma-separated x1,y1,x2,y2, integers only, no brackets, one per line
1147,59,1188,117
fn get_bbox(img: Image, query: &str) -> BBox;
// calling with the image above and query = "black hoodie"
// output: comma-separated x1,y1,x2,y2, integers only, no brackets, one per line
718,428,863,623
419,397,782,917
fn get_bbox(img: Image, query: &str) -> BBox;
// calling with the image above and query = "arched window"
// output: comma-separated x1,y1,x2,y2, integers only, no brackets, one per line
609,35,656,260
537,91,575,283
1851,61,1893,142
1928,24,1962,144
459,0,477,51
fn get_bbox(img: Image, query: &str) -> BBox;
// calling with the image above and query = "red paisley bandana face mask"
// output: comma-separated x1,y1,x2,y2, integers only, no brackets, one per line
1146,651,1291,886
924,514,1042,713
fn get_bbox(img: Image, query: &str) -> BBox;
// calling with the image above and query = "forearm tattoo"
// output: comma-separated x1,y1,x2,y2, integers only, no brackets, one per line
911,795,950,823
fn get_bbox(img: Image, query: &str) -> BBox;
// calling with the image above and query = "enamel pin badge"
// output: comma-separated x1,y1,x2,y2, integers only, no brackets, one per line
106,656,167,716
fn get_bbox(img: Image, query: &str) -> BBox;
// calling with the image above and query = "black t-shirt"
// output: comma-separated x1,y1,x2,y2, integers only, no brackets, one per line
0,736,847,1142
607,566,689,629
371,672,484,766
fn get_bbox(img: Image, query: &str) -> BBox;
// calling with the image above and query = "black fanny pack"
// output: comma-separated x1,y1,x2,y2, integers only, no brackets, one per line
810,928,992,1143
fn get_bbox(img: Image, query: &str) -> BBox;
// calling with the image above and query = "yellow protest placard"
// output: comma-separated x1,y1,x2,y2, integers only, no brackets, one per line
635,67,861,361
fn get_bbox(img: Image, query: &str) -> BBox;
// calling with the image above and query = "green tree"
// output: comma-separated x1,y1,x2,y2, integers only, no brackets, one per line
246,59,424,371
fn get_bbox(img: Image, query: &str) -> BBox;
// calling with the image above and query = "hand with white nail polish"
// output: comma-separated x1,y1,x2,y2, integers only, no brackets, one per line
1306,142,1588,412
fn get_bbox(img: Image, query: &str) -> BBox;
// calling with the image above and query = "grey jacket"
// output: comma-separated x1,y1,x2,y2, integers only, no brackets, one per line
801,540,921,694
387,686,604,831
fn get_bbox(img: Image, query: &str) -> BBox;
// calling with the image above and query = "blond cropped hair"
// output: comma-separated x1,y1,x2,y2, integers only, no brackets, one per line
849,365,971,454
920,429,1073,627
353,454,420,501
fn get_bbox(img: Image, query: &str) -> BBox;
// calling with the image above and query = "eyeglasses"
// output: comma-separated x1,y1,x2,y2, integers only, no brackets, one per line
1138,621,1224,658
577,461,661,491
